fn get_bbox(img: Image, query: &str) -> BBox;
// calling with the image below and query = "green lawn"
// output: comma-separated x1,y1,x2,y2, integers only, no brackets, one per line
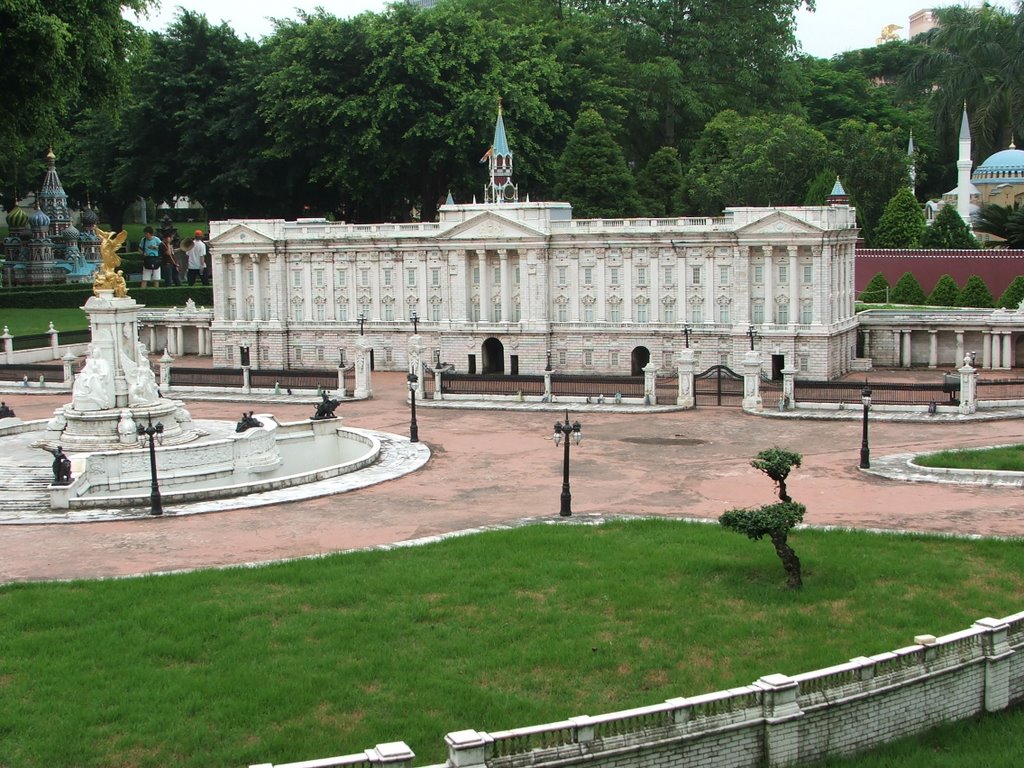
0,307,88,336
2,519,1022,768
915,445,1024,472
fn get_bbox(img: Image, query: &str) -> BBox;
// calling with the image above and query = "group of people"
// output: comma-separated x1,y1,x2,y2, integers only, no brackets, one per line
138,227,211,288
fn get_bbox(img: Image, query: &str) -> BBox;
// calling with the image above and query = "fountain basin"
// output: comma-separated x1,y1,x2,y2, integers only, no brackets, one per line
49,416,380,510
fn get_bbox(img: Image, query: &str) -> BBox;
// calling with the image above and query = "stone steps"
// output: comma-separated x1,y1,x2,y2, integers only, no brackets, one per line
0,468,53,515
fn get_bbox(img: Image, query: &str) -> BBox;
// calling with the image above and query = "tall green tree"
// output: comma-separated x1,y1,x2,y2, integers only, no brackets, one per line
873,187,926,248
553,109,642,219
0,0,149,202
904,3,1024,163
957,275,995,308
928,274,961,307
921,205,978,248
998,275,1024,309
973,202,1024,247
636,147,684,217
685,110,829,215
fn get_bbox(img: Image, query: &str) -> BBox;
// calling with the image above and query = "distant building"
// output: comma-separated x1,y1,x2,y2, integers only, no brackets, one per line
907,8,938,39
210,107,860,380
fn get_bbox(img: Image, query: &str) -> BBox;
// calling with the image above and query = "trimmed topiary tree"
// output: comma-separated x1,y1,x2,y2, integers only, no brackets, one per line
859,272,891,304
872,187,925,248
890,271,928,305
957,275,995,308
719,448,806,589
998,276,1024,309
921,205,979,249
927,274,961,307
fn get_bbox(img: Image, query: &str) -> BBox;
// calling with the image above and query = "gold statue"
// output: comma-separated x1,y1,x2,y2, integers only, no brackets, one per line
93,227,129,297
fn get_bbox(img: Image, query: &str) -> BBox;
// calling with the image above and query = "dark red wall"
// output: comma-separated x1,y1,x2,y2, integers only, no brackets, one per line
856,249,1024,296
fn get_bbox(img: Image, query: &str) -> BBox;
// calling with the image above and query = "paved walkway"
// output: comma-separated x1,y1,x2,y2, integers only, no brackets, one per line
2,369,1024,584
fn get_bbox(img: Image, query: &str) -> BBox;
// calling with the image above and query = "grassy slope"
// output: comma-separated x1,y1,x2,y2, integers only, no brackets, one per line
2,520,1023,768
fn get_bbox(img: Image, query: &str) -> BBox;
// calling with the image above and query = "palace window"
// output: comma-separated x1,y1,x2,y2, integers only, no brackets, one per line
778,303,790,324
338,305,349,321
513,302,521,322
691,305,703,323
718,304,730,323
801,301,813,324
383,304,394,322
292,271,302,288
514,266,521,285
316,304,325,322
293,305,304,322
472,301,481,321
583,350,593,367
248,270,254,287
493,266,501,284
663,304,675,323
431,268,440,287
227,299,236,320
247,303,255,321
407,268,417,287
778,264,789,284
492,303,501,322
799,356,809,372
472,265,480,284
753,265,764,284
583,267,593,286
751,302,765,325
383,268,393,287
719,265,730,285
664,351,674,368
637,266,648,286
337,268,347,287
691,266,702,286
636,304,648,323
557,266,568,286
583,304,594,323
803,264,813,284
317,347,325,362
610,351,620,368
315,269,324,287
431,304,441,322
610,266,620,286
609,305,621,323
557,304,568,322
558,350,567,366
360,269,369,287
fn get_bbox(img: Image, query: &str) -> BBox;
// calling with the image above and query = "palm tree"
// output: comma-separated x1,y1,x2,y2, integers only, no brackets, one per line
903,4,1024,161
973,202,1024,248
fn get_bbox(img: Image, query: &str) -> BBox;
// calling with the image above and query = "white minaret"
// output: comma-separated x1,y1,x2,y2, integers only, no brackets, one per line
907,130,916,193
956,106,973,222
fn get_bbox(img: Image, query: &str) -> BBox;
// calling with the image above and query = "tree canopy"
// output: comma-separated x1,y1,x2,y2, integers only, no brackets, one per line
873,187,926,248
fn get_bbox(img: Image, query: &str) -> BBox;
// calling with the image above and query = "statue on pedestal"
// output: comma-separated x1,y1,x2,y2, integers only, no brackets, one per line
43,446,72,485
93,228,128,297
311,392,341,420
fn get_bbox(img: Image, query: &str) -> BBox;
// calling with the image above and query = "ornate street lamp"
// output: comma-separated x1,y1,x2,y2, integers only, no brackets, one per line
552,410,582,517
859,385,872,469
410,310,419,334
357,312,367,335
747,324,758,351
682,323,691,348
136,415,165,516
407,372,419,443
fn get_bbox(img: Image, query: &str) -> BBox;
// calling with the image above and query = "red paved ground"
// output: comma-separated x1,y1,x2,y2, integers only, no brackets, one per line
2,371,1023,584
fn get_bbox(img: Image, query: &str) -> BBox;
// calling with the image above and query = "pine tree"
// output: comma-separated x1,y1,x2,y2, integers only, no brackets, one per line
859,272,891,304
957,275,995,308
636,147,685,218
890,271,928,305
554,109,643,219
927,274,961,306
998,276,1024,309
872,187,925,248
921,205,979,248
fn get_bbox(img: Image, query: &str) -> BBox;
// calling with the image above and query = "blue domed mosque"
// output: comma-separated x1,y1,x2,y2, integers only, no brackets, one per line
2,149,102,285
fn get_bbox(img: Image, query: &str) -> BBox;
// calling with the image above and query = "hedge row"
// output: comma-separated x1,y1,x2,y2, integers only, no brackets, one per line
0,286,213,309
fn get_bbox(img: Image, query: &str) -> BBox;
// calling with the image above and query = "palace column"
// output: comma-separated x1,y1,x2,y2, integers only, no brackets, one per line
231,255,244,320
788,246,799,325
249,254,263,321
703,247,715,322
956,330,965,366
595,249,606,322
902,330,912,368
982,331,992,369
499,249,511,322
267,253,281,321
476,250,489,322
762,246,774,324
622,248,633,322
1003,332,1013,369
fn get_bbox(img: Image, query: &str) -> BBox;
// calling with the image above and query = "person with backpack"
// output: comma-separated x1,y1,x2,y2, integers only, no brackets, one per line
160,232,181,287
139,226,161,288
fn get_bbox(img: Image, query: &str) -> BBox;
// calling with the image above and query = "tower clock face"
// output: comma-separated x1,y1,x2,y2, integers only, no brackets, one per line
503,183,516,201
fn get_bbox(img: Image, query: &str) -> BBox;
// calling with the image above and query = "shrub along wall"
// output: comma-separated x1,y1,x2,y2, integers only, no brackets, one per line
0,286,213,309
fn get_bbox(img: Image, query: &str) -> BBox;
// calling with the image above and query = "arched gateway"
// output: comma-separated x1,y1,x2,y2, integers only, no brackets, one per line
631,346,650,376
482,337,505,374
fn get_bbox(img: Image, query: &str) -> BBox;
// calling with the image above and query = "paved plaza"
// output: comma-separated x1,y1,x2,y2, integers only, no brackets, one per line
2,369,1024,584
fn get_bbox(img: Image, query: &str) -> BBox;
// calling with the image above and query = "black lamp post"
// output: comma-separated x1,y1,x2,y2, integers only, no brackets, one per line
357,312,367,335
747,324,758,351
339,348,346,367
552,410,582,517
859,385,872,469
682,323,691,348
411,310,419,334
545,352,552,372
407,372,419,443
136,415,165,516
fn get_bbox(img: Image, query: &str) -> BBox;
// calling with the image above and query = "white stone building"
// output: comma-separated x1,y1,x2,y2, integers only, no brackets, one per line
209,111,860,379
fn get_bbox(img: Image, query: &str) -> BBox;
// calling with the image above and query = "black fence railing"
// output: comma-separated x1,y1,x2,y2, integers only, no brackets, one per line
551,374,643,398
794,380,955,406
440,373,545,396
169,367,244,387
249,368,338,391
976,379,1024,401
9,328,92,350
0,363,66,382
655,376,678,403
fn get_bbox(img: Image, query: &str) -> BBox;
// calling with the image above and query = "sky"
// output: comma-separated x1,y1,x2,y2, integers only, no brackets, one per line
126,0,1018,58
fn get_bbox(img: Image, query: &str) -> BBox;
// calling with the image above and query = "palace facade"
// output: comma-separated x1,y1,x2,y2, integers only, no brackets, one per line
208,111,860,379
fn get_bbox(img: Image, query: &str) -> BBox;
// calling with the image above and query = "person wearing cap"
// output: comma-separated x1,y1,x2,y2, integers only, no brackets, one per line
186,229,208,286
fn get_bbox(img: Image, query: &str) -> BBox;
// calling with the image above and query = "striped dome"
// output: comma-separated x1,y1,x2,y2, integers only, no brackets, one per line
28,206,50,230
7,206,28,229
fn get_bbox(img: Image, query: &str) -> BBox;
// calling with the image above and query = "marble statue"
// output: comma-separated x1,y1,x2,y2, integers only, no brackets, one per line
72,345,115,411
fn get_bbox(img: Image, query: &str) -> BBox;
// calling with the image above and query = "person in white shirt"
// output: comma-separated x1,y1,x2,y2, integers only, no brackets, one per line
185,230,208,286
